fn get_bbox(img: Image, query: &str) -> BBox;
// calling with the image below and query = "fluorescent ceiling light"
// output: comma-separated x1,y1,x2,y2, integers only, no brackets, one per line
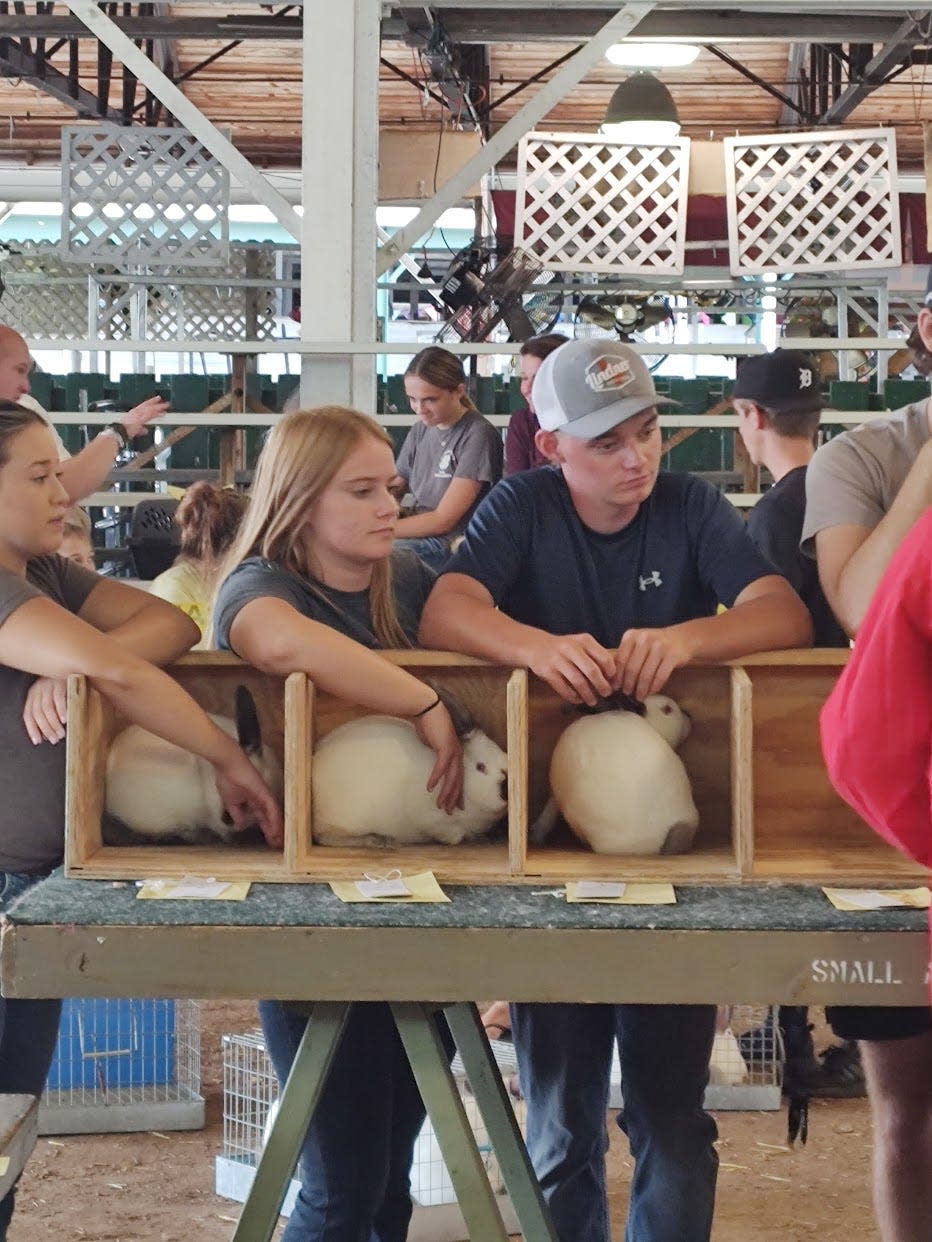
605,42,700,69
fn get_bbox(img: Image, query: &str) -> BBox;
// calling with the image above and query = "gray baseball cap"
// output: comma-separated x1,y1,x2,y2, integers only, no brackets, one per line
532,338,676,440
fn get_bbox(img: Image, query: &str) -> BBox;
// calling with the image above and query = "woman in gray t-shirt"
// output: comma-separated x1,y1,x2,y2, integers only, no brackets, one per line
393,346,503,571
0,401,282,1237
214,404,464,1242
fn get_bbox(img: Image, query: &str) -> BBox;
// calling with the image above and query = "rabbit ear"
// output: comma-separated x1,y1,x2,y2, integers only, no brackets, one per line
430,682,475,740
576,691,645,717
235,685,263,755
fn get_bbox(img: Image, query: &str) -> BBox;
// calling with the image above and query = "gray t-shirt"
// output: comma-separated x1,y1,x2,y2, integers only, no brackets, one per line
395,409,504,536
801,401,931,556
214,549,435,650
0,555,99,873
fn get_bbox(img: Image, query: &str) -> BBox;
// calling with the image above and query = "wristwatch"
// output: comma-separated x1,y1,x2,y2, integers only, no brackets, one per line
100,422,129,450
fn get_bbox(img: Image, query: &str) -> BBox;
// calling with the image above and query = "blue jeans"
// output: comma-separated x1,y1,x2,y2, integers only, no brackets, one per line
510,1002,718,1242
0,872,62,1241
260,999,454,1242
392,537,452,574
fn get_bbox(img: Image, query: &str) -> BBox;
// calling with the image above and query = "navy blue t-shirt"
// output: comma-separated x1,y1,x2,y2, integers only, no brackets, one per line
445,466,777,646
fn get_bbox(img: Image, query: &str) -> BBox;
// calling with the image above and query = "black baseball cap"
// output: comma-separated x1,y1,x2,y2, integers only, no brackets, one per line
732,349,824,414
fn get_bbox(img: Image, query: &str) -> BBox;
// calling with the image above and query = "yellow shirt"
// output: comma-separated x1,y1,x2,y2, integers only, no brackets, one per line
149,559,213,649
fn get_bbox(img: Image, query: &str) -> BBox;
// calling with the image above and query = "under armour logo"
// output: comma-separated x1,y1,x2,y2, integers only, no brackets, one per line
639,570,662,591
798,368,813,389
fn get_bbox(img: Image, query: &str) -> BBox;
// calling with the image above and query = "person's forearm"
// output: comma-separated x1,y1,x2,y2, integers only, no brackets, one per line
106,605,200,665
395,510,453,538
666,588,813,662
59,434,120,503
248,623,439,717
92,656,242,770
419,582,546,665
832,443,932,636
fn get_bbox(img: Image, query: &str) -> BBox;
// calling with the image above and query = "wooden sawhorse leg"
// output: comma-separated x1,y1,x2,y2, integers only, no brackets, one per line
442,1002,557,1242
231,1001,556,1242
391,1002,557,1242
231,1001,350,1242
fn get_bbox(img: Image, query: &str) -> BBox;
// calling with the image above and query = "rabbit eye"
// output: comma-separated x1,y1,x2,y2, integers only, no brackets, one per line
476,762,487,773
661,705,672,714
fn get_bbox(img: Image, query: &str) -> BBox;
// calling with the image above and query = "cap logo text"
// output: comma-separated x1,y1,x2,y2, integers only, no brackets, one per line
798,367,813,389
585,355,635,394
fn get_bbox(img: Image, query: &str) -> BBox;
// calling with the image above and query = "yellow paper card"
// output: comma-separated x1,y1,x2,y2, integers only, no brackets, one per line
136,877,251,901
822,886,931,912
0,1157,8,1176
566,881,676,905
330,871,450,904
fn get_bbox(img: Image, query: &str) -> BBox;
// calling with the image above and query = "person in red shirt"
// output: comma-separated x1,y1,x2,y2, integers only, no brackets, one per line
821,506,932,870
820,505,932,1242
504,333,568,475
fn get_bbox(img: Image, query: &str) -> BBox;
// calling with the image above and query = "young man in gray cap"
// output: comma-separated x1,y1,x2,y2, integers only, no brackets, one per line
420,338,811,1242
802,282,932,1242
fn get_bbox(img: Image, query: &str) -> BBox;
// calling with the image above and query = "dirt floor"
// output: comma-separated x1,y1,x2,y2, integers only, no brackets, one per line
10,1001,878,1242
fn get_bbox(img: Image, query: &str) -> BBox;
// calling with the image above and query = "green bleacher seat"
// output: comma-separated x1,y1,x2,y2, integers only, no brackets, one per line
165,375,211,412
277,374,300,411
828,381,871,412
64,372,110,410
474,375,496,415
385,375,406,413
117,373,162,410
28,371,56,411
883,378,931,410
668,378,711,414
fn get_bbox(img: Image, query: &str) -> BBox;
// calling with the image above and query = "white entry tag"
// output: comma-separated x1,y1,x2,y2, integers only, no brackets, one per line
573,880,627,900
354,876,412,899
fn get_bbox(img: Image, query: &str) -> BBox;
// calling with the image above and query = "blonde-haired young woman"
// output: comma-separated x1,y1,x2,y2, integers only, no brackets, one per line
214,404,462,1242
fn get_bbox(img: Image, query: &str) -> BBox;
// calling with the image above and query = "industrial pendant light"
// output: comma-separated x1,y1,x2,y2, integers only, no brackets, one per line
600,71,681,142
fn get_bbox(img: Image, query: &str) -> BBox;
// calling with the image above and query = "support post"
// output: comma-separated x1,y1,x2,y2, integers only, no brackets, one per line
299,0,379,410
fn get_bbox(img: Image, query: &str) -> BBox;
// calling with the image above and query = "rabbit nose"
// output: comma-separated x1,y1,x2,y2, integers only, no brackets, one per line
499,773,508,802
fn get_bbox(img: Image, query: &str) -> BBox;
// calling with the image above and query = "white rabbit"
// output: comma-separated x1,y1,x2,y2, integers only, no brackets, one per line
708,1028,750,1086
105,686,283,843
312,713,508,847
541,693,699,855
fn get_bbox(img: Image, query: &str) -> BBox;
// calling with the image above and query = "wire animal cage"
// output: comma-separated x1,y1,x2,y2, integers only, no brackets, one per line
607,1003,782,1113
40,998,204,1135
216,1029,526,1217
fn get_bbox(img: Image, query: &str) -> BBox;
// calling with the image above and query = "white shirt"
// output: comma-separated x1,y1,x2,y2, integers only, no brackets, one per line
17,393,70,461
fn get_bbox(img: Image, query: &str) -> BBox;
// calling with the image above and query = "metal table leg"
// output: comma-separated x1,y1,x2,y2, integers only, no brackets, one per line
391,1001,511,1242
231,1000,351,1242
444,1002,557,1242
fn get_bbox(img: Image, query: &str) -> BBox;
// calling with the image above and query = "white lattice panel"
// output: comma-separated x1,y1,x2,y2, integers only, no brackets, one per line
514,131,690,275
0,244,280,342
61,125,230,267
725,129,901,276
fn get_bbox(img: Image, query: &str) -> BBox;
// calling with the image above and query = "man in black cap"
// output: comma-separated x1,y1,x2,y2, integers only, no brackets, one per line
733,348,865,1100
420,338,812,1242
734,348,847,648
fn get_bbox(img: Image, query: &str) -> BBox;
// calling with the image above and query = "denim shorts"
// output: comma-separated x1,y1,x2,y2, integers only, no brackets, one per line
826,1005,932,1042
